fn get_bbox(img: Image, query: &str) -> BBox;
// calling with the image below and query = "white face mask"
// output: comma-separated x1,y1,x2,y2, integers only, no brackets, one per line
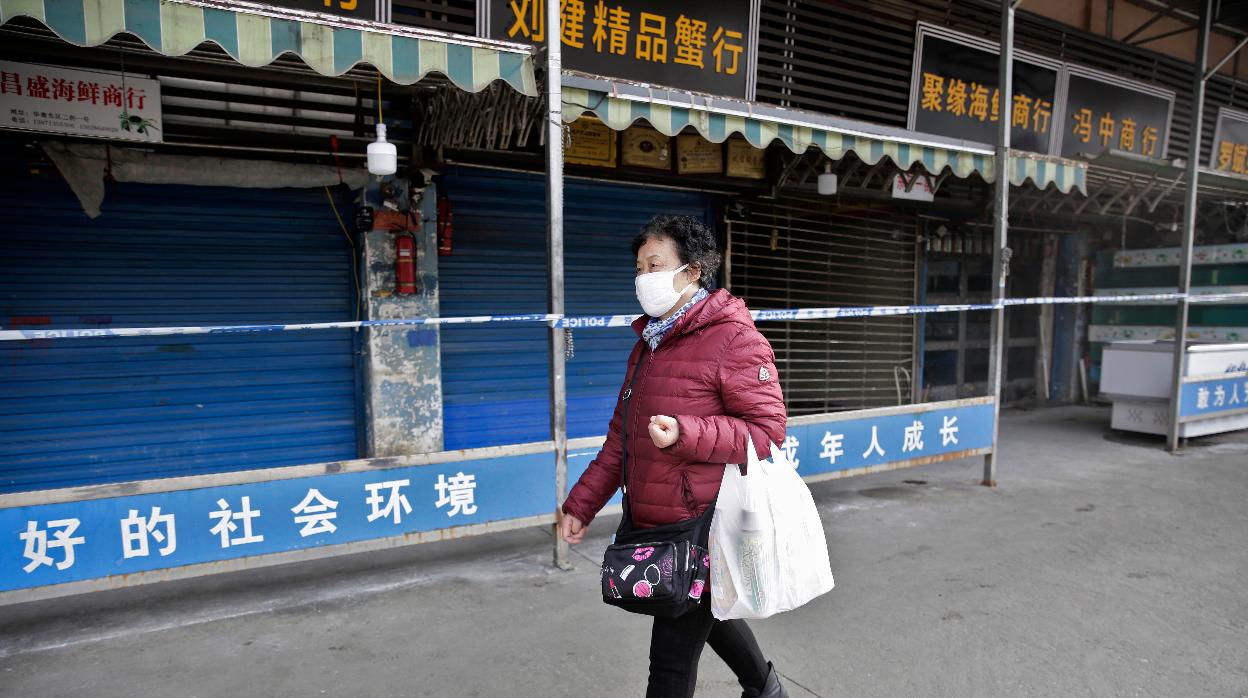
635,264,694,317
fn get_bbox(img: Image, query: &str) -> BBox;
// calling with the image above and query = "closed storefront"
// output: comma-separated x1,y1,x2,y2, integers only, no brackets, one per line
437,167,715,449
0,156,360,492
727,196,920,414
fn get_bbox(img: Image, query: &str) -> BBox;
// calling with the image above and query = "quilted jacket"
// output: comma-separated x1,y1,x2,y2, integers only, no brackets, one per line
561,289,787,529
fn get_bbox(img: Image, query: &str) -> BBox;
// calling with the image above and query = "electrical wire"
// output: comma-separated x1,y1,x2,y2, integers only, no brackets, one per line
325,186,362,322
377,75,383,126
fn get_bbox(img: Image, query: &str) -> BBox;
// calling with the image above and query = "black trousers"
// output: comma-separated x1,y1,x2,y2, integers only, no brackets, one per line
646,601,769,698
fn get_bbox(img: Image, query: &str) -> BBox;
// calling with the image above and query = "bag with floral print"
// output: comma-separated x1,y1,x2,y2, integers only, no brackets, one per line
599,357,714,618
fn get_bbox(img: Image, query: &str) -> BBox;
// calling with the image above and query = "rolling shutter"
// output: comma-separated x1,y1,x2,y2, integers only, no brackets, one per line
436,167,714,450
0,166,360,493
728,195,919,414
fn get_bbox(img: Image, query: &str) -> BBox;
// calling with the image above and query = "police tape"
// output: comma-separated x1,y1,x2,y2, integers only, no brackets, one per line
3,291,1247,341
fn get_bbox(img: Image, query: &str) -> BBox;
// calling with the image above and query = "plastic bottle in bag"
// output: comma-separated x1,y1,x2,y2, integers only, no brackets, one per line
737,486,767,611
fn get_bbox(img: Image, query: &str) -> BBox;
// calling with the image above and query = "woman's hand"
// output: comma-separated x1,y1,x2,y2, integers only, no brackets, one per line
648,415,680,448
559,509,587,545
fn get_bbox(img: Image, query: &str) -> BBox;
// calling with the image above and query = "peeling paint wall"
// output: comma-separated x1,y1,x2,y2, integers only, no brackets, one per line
362,182,443,456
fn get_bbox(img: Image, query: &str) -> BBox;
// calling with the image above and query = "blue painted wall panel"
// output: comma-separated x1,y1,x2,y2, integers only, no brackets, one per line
0,167,360,493
436,168,714,450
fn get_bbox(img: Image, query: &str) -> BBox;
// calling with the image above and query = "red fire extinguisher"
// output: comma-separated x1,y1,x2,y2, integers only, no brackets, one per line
395,233,417,295
437,195,453,257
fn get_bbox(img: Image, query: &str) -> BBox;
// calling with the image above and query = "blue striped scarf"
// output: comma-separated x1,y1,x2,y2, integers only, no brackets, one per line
641,288,709,351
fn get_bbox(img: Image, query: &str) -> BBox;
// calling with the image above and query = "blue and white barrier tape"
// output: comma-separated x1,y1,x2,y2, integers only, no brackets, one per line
3,292,1246,342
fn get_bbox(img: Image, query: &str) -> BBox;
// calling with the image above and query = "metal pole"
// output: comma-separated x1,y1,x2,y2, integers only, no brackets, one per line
983,0,1014,487
545,0,572,570
1166,0,1211,453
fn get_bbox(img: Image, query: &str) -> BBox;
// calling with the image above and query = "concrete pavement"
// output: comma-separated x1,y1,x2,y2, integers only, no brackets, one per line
1,405,1246,697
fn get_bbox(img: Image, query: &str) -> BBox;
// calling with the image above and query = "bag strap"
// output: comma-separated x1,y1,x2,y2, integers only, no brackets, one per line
617,344,647,500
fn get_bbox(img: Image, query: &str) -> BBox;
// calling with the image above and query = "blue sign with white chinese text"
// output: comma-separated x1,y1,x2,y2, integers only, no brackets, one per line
779,401,995,477
2,400,994,594
1,452,555,592
1179,373,1248,420
565,400,995,492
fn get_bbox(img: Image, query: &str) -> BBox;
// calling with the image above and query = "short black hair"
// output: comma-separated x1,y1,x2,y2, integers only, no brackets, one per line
631,215,722,288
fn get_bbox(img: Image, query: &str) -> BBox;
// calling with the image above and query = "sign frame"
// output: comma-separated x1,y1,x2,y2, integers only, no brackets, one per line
1207,106,1248,173
907,22,1063,155
478,0,761,100
1052,62,1176,160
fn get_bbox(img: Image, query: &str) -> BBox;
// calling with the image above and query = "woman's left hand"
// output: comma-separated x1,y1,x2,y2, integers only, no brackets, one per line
648,415,679,448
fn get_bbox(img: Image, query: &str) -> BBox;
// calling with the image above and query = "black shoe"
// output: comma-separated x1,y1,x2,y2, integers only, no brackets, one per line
741,662,788,698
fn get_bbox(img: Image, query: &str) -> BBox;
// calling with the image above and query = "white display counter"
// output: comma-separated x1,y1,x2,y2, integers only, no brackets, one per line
1100,341,1248,437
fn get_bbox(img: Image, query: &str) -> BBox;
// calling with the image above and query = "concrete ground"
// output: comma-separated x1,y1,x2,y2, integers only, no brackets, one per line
1,405,1246,698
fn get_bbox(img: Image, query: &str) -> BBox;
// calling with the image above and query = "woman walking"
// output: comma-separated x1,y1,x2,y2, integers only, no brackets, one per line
559,215,790,698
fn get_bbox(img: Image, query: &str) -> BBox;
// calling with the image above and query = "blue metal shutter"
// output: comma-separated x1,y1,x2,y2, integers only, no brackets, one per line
0,172,360,493
437,168,714,450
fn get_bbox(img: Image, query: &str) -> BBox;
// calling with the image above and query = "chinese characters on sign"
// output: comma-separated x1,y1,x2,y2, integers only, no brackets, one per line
4,402,993,594
909,25,1174,160
1058,70,1172,159
259,0,378,20
1208,107,1248,176
910,32,1059,153
0,61,163,143
1,456,520,593
16,478,476,575
750,401,995,482
486,0,757,99
1179,373,1248,420
803,412,968,471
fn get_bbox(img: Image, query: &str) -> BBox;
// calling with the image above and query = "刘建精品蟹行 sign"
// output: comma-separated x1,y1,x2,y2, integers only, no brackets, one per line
484,0,758,100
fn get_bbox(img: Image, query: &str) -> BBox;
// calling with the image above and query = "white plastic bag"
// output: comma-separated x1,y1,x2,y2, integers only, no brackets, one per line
710,439,834,620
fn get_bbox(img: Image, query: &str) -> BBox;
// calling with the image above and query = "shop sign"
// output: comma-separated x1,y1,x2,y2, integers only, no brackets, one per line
676,133,722,174
620,125,670,169
566,116,618,167
482,0,759,99
1209,107,1248,175
909,24,1059,154
1056,66,1174,159
725,137,765,179
891,172,936,202
0,61,163,143
909,23,1174,161
261,0,379,20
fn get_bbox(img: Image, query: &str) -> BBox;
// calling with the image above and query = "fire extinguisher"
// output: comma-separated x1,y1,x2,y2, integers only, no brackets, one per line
437,195,453,257
395,233,417,295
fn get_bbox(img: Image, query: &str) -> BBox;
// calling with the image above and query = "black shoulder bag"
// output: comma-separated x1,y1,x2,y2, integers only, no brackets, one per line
600,349,714,618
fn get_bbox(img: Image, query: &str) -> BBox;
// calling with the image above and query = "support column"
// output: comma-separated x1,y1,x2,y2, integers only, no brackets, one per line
983,0,1014,487
546,0,572,570
362,181,443,457
1167,0,1212,453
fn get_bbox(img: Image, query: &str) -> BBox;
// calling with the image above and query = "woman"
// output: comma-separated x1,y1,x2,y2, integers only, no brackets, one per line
559,215,790,698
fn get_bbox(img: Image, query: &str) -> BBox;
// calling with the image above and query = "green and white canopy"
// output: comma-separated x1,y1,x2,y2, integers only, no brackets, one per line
0,0,537,95
563,81,1087,195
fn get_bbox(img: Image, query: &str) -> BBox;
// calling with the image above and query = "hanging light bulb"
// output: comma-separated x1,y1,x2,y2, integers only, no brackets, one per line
368,122,397,176
817,161,838,195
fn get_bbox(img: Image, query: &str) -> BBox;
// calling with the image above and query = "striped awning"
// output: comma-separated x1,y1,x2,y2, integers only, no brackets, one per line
562,84,1087,195
0,0,537,96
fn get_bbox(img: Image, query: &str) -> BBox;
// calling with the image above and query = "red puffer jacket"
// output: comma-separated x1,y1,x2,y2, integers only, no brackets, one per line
562,289,787,529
